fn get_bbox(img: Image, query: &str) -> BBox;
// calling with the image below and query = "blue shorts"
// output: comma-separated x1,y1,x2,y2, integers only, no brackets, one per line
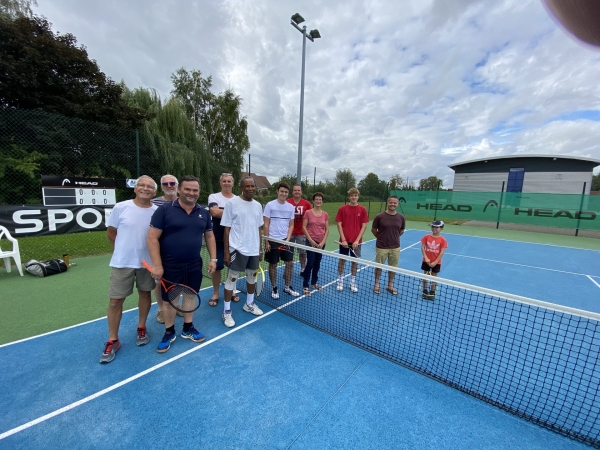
162,260,202,300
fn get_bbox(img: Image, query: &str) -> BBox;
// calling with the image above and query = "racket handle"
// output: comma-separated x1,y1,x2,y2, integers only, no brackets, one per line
141,260,158,283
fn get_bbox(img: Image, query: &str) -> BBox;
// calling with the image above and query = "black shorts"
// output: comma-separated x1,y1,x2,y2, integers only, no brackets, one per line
265,241,294,264
215,243,225,271
339,243,361,258
421,261,441,273
162,260,202,300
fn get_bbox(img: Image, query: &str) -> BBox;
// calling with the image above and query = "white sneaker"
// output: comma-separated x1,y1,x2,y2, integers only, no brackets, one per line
243,302,264,316
351,282,358,293
222,310,235,328
283,285,300,296
271,287,279,299
337,280,343,291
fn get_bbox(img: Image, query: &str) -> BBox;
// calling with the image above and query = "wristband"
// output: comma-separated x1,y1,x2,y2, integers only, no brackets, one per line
210,258,218,262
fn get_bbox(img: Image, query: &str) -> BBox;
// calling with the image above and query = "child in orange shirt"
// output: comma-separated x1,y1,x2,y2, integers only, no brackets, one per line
420,220,448,300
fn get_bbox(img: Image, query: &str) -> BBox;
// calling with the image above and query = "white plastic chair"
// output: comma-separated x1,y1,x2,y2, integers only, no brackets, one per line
0,226,23,276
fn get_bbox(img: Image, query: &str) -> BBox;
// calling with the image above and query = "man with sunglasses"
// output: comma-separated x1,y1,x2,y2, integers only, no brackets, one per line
207,173,237,307
151,175,179,323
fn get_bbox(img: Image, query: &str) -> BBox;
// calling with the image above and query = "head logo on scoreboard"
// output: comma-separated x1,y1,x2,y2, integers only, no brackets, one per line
62,178,71,185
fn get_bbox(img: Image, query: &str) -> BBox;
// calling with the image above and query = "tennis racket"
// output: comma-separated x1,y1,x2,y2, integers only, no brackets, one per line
423,263,434,300
141,260,201,313
335,241,360,258
255,265,265,297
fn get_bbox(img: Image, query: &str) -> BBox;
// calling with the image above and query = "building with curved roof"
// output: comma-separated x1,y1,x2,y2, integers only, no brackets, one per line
449,154,600,194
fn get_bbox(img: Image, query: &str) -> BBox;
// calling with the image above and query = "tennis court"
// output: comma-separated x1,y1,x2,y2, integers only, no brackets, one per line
0,230,598,449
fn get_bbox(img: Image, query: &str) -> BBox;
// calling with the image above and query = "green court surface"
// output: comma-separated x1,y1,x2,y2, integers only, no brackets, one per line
1,221,598,345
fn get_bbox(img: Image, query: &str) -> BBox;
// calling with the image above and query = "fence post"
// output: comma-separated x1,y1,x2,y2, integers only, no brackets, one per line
575,182,587,237
135,130,140,178
313,167,316,194
248,154,251,176
433,181,440,221
496,181,505,229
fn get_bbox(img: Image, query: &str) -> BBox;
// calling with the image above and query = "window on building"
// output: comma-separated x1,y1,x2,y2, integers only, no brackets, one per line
507,168,525,192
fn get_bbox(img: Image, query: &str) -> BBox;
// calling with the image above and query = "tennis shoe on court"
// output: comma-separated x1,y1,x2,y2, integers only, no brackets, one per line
337,280,343,291
136,326,149,346
223,310,235,328
99,339,121,363
428,290,436,300
156,310,165,324
181,327,205,343
271,287,279,299
350,282,358,293
157,331,176,353
243,302,264,316
284,285,299,296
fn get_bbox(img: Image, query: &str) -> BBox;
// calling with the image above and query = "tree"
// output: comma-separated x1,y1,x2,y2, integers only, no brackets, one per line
358,172,387,199
389,174,405,191
593,174,600,191
0,16,146,128
334,168,357,195
170,68,250,183
0,0,37,18
418,176,443,191
122,86,216,199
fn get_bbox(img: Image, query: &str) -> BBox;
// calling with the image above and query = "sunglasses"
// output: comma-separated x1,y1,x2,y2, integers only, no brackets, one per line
162,182,177,187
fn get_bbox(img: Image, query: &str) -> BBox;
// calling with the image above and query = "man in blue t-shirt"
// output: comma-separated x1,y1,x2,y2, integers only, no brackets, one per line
147,175,217,354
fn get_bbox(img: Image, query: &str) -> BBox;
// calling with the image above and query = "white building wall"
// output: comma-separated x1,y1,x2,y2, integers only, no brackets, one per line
522,172,592,194
452,173,508,191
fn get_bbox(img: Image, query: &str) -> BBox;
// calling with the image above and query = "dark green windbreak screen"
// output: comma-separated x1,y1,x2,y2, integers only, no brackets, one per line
390,191,600,230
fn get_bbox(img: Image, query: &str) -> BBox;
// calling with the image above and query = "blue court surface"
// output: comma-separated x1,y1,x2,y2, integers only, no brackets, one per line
0,231,598,449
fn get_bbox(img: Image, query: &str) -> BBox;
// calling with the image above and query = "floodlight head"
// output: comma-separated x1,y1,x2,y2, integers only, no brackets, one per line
291,13,305,25
309,29,321,39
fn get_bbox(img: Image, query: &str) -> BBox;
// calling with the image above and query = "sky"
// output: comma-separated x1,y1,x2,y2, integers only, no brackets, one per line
34,0,600,188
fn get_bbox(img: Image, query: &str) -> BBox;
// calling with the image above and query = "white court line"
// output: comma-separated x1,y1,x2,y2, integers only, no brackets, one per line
405,248,596,277
0,298,285,440
587,276,600,289
403,229,600,252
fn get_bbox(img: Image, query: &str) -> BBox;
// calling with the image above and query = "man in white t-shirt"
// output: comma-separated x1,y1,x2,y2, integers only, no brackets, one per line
100,175,158,364
220,176,264,328
263,182,298,299
207,173,236,307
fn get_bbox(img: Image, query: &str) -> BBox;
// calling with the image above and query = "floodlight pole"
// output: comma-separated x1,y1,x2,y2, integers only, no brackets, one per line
296,26,307,186
291,16,319,186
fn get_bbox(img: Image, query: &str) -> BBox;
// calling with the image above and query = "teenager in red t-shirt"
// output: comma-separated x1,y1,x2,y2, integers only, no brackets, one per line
420,220,448,300
287,184,312,275
335,187,369,293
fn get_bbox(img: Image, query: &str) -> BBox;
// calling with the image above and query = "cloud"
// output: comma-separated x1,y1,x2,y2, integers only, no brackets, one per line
34,0,600,187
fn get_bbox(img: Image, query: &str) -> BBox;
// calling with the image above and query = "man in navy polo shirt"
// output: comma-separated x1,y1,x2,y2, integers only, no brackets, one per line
147,175,217,353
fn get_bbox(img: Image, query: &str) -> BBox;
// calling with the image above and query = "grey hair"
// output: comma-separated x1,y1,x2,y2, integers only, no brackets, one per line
160,174,178,185
135,175,157,190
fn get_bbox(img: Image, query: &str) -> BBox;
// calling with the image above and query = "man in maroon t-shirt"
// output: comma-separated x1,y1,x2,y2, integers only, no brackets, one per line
335,187,369,293
371,196,405,295
287,184,312,275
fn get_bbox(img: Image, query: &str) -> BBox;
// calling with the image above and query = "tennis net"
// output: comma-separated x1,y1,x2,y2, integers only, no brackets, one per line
247,237,599,447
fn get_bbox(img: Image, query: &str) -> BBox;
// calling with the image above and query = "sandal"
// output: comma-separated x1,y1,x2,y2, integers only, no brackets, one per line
386,287,398,295
311,284,323,291
232,294,240,302
208,296,219,307
303,287,312,296
373,287,381,294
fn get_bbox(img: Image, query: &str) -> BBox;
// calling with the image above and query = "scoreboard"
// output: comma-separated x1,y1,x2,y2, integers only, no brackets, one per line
42,176,116,206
